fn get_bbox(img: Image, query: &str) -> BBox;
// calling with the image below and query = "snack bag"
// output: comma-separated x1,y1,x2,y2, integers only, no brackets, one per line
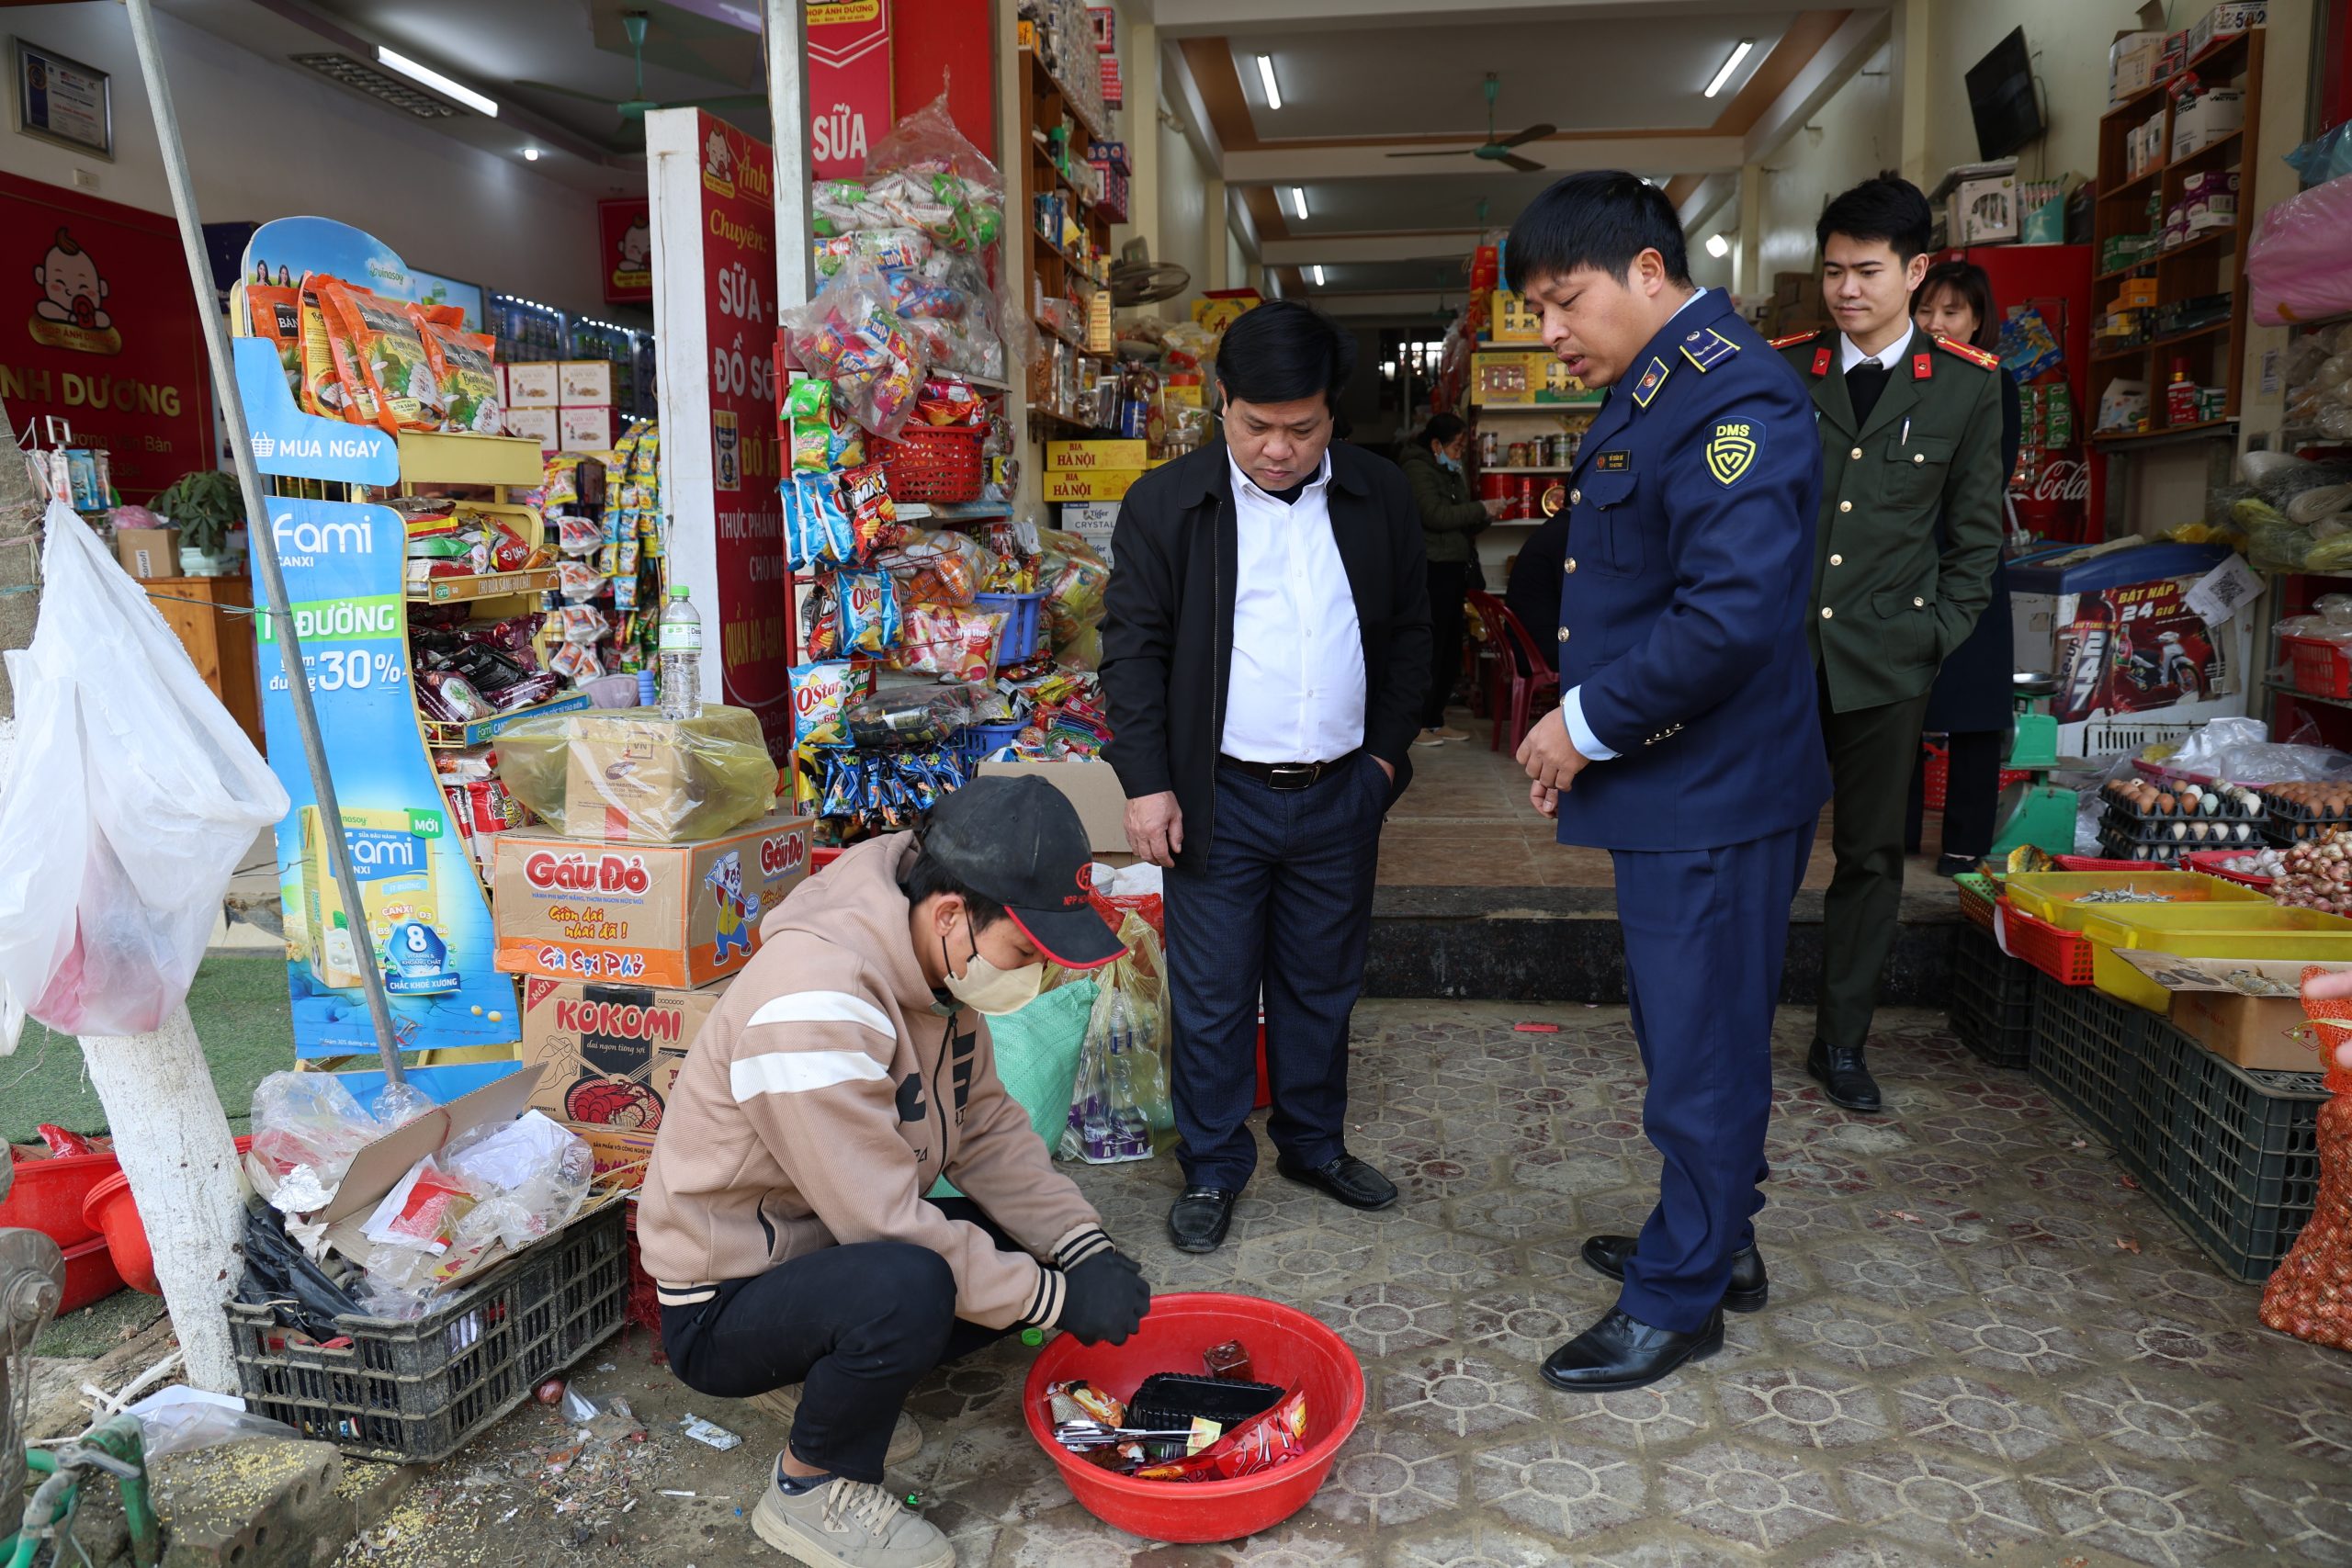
789,660,854,749
246,284,305,400
838,570,900,654
418,315,505,434
786,378,835,471
326,282,444,433
783,469,860,570
781,258,926,440
840,462,897,556
875,528,989,606
1134,1392,1308,1482
803,577,841,659
811,179,873,237
890,603,1003,682
297,276,367,424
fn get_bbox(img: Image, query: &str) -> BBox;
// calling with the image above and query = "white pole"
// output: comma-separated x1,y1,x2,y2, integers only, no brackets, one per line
77,1006,244,1394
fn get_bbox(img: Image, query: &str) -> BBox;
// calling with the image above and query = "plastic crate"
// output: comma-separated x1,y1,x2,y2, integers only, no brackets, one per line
1997,897,2098,985
2184,848,2275,887
2123,1019,2327,1283
228,1199,628,1463
956,720,1024,767
1948,924,2035,1068
2283,635,2352,700
973,591,1046,666
1920,742,2033,811
2029,971,2144,1145
877,423,987,503
2005,871,2267,930
1954,873,1999,934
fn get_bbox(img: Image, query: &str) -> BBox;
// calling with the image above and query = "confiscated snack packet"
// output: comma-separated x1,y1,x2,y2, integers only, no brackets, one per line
1133,1392,1307,1482
838,570,900,654
786,378,834,472
840,462,897,555
889,603,1003,683
788,660,854,749
1048,1382,1125,1427
874,528,989,606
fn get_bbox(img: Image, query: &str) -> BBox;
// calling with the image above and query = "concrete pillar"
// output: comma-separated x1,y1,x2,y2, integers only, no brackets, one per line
1204,179,1228,291
1894,0,1932,188
1123,17,1161,265
1736,164,1764,303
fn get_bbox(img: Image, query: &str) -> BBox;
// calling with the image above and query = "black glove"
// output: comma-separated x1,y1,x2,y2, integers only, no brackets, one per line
1057,1249,1150,1346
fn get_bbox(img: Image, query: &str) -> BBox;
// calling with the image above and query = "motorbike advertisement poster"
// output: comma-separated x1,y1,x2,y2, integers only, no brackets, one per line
2052,571,2234,724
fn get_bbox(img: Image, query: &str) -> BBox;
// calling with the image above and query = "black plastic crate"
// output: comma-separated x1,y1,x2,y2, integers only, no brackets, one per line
1947,925,2035,1068
228,1198,628,1462
2029,972,2144,1147
2121,1021,2326,1283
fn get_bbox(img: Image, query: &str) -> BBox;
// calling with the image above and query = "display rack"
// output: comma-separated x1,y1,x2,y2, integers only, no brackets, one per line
2087,28,2266,449
1020,45,1118,436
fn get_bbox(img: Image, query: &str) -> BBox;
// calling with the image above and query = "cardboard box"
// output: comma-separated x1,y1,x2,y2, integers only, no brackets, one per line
1046,439,1148,471
977,759,1128,853
243,1063,554,1275
2171,88,2245,160
2109,30,2165,102
1489,290,1544,344
519,975,729,1134
2119,277,2161,307
115,526,181,580
560,405,615,452
573,1124,655,1190
1947,172,2019,245
507,408,560,454
559,359,616,407
1043,468,1142,502
1061,500,1120,566
2110,952,2345,1072
1191,290,1261,334
492,813,814,988
507,363,560,408
2190,1,2266,59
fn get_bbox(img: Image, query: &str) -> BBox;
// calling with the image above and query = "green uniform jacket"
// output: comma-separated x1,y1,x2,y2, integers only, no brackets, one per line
1397,443,1490,565
1776,328,2006,713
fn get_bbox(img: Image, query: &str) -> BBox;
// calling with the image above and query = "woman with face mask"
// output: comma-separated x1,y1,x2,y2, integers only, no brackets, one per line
1398,412,1512,746
639,774,1149,1568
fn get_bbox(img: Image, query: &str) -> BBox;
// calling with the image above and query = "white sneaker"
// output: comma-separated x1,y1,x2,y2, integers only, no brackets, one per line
751,1472,954,1568
749,1384,923,1467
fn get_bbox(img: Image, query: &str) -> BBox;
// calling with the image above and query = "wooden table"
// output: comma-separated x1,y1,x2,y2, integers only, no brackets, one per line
142,574,264,752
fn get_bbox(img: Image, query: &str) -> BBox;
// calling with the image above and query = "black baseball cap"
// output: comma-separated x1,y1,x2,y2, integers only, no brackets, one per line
921,774,1125,970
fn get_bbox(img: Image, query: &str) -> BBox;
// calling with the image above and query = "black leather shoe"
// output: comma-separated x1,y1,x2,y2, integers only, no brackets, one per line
1168,1188,1238,1253
1274,1153,1398,1211
1580,1234,1770,1313
1541,1305,1724,1393
1806,1039,1883,1113
1935,852,1978,878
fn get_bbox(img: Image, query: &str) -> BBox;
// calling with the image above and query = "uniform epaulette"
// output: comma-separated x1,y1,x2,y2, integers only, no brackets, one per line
1934,334,2001,372
1768,330,1821,350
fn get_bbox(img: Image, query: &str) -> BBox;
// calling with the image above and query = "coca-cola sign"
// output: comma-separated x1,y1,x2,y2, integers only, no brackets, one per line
2028,458,2092,503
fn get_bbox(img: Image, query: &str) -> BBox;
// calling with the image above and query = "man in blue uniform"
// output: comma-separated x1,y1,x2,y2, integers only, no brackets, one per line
1509,173,1830,1393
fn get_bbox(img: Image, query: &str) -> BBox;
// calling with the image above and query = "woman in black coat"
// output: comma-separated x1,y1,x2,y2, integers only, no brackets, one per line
1907,261,2018,875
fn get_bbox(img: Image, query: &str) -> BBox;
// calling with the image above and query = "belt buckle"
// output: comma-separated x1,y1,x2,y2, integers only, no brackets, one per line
1267,762,1317,791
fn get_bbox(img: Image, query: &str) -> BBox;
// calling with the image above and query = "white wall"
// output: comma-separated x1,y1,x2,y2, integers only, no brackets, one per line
1924,0,2144,183
1755,39,1899,287
2,4,605,310
1155,65,1212,321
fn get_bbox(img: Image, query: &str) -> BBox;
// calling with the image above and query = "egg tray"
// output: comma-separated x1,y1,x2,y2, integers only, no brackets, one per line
2261,816,2352,846
2098,807,2264,849
2255,792,2352,828
2096,794,2265,829
2094,829,2195,864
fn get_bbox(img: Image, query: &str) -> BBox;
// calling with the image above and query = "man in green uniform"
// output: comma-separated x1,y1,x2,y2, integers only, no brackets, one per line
1775,174,2005,1113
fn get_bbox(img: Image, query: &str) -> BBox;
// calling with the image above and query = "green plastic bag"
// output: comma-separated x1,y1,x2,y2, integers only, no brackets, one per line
931,978,1098,1198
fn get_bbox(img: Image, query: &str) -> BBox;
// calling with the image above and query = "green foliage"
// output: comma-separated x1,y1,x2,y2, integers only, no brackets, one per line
153,469,243,555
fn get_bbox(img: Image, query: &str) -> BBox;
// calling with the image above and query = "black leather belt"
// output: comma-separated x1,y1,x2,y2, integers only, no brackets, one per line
1218,751,1358,791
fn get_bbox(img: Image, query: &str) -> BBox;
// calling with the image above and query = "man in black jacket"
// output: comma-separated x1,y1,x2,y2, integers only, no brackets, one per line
1100,301,1431,1254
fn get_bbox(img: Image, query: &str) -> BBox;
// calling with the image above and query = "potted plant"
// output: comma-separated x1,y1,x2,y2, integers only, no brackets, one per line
153,469,243,575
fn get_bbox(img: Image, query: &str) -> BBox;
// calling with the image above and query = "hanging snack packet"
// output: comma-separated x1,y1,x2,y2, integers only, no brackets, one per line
811,179,873,237
891,603,1003,683
417,314,506,434
786,378,835,471
246,284,305,400
298,276,367,424
803,577,840,659
783,469,860,570
840,462,897,556
875,529,987,606
547,641,601,682
558,604,609,645
838,570,900,654
557,560,604,603
556,515,604,556
788,660,854,749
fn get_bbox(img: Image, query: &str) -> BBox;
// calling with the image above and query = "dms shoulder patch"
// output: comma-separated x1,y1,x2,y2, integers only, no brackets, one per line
1705,418,1764,486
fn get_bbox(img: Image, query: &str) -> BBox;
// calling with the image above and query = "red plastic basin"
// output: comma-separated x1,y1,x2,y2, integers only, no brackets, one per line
79,1136,253,1299
0,1147,122,1248
1021,1292,1365,1543
59,1233,125,1315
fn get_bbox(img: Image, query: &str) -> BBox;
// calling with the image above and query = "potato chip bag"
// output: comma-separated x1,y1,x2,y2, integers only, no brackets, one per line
246,284,304,401
418,313,506,434
789,660,854,748
838,570,900,654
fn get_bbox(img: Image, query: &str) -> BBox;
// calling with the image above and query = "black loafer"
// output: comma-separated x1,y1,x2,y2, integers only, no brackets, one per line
1168,1188,1238,1253
1934,852,1978,878
1540,1306,1724,1393
1806,1040,1883,1113
1580,1234,1770,1313
1274,1153,1398,1212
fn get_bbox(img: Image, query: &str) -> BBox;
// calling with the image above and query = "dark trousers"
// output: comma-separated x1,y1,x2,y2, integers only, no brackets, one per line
1424,561,1469,728
1163,756,1388,1190
657,1196,1013,1483
1818,673,1935,1054
1615,819,1815,1333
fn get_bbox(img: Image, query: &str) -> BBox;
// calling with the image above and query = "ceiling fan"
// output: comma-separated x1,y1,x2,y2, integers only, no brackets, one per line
1388,73,1554,173
515,12,766,152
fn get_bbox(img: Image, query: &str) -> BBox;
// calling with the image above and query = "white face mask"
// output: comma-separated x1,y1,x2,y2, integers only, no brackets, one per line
941,921,1046,1016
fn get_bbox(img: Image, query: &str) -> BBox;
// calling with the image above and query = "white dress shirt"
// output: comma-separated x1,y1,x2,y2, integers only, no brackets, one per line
1556,289,1710,763
1839,325,1917,373
1220,452,1366,762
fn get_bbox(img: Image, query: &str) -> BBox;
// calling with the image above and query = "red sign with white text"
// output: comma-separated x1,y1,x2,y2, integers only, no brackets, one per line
808,0,892,177
599,197,652,304
695,116,790,759
0,172,215,502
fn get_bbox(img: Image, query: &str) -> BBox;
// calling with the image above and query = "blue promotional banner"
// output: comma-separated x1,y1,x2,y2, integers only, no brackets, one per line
232,336,399,487
254,495,519,1057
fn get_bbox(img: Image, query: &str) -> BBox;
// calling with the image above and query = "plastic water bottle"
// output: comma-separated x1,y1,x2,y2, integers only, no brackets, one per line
658,586,702,720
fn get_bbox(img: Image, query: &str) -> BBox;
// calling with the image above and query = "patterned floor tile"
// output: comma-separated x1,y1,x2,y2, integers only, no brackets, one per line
1838,1448,2042,1558
2233,1478,2352,1566
1894,1372,2075,1464
2059,1372,2245,1465
1762,1296,1937,1375
1469,1433,1650,1541
1716,1366,1894,1450
1310,1280,1457,1359
2026,1454,2248,1567
1655,1439,1845,1552
1305,1426,1462,1529
1382,1353,1544,1439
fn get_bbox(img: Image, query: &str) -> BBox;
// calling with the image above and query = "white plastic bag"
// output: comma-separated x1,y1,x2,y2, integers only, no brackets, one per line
0,499,288,1051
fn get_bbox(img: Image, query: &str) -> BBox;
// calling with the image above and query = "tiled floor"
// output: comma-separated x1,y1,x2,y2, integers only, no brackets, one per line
1378,713,1944,893
882,1000,2352,1567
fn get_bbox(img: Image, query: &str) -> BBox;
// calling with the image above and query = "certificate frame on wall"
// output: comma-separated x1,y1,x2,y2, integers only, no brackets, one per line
12,37,113,161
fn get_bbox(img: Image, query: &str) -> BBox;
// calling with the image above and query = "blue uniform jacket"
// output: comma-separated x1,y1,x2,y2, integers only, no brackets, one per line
1551,288,1831,852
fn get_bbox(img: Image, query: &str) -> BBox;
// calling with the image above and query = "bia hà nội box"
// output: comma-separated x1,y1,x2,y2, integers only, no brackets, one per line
299,804,462,996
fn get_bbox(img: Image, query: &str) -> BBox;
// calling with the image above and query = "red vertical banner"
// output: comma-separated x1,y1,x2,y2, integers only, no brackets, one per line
808,0,893,178
599,197,652,304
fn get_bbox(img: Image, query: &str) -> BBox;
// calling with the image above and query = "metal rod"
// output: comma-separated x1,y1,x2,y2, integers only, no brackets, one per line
119,0,404,1084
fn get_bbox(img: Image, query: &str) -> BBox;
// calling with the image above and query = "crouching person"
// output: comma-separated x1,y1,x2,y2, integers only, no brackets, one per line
639,774,1152,1568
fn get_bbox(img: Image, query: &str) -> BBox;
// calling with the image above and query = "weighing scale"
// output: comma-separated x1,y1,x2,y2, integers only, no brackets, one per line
1989,670,2081,857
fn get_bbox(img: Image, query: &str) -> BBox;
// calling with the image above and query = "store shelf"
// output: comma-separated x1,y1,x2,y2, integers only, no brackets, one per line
405,567,560,604
1027,405,1113,434
2090,417,2240,449
2091,319,2233,366
1482,466,1574,474
421,691,591,750
2157,227,2237,265
957,373,1013,395
1030,230,1105,287
2267,680,2352,712
1023,47,1107,142
2169,127,2245,167
2100,28,2252,123
2105,164,2165,201
396,431,544,488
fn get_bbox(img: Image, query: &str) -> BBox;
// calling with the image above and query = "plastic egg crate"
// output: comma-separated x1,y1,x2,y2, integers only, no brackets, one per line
2096,779,2265,852
2256,784,2352,843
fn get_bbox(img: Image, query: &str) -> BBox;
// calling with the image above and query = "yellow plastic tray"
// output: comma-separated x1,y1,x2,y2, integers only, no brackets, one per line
2004,871,2269,931
2073,903,2352,949
2095,931,2352,1012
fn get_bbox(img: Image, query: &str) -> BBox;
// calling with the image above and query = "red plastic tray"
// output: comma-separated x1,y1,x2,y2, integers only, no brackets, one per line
1996,896,2098,986
2183,848,2276,888
0,1146,120,1249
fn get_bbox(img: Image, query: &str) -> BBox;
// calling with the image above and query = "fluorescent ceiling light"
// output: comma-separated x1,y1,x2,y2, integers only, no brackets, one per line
1289,186,1309,220
1256,54,1283,110
1705,232,1731,258
1311,265,1327,286
522,146,541,161
377,46,499,118
1703,39,1755,99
